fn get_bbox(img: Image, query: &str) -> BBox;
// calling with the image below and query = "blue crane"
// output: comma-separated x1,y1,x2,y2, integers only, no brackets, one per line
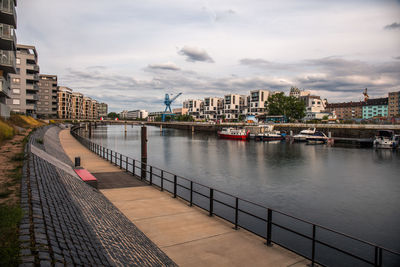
164,92,182,112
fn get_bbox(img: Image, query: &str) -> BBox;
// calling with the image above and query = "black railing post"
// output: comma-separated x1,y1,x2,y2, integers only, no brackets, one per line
110,151,113,164
379,248,382,267
132,159,135,176
209,188,214,217
103,147,105,158
150,166,153,185
311,224,316,266
173,175,177,198
120,154,122,169
265,209,273,247
126,156,128,171
189,181,193,206
114,152,117,166
234,197,239,230
374,246,379,267
106,149,109,161
160,170,164,191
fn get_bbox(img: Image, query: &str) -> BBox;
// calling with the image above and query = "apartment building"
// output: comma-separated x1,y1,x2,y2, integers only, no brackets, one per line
172,108,188,115
325,101,364,120
183,99,203,120
223,94,247,120
249,89,270,115
119,110,128,119
57,86,72,119
203,97,223,120
83,96,98,120
127,109,148,120
98,102,108,118
362,98,388,119
0,0,17,118
289,87,310,98
71,92,83,120
388,91,400,117
7,44,39,116
37,74,57,118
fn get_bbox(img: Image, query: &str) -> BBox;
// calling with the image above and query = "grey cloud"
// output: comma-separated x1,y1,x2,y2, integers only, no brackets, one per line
178,46,214,63
394,56,400,60
147,62,180,71
384,22,400,30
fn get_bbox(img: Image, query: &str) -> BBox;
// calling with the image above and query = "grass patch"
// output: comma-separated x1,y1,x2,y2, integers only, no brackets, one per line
11,153,25,162
0,204,22,266
0,119,15,143
0,186,12,198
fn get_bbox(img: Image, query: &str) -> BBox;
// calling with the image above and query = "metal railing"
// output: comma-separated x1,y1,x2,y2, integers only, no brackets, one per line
70,126,400,267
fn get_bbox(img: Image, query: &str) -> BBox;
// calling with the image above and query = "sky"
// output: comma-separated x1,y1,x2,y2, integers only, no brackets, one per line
17,0,400,112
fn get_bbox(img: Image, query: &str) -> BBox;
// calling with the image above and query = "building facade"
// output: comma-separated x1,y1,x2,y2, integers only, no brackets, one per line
325,101,364,120
203,97,223,120
37,74,57,118
7,44,39,116
362,98,388,119
289,87,310,98
98,102,108,118
183,99,203,120
57,86,72,119
249,89,270,115
388,91,400,117
127,109,148,120
0,0,17,118
223,94,247,120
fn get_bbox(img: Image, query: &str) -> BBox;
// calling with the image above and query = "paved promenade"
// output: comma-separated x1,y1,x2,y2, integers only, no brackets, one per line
20,126,176,266
60,128,308,267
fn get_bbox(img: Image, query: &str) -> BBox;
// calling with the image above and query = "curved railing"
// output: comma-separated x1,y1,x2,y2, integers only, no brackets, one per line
71,125,400,267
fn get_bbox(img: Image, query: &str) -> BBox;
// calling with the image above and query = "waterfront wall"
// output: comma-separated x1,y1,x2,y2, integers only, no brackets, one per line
146,122,400,138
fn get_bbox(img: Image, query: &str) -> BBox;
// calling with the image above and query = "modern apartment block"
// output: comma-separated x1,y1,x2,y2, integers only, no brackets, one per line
57,86,72,119
249,89,270,115
127,109,148,120
37,74,57,118
0,0,17,118
98,102,108,118
71,92,83,120
7,44,40,116
326,101,364,120
362,98,388,119
388,91,400,117
183,99,203,120
223,94,247,120
203,97,223,120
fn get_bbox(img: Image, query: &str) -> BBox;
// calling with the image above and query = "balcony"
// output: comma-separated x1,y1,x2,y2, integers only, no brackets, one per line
26,83,39,91
0,49,15,73
26,73,39,81
0,23,16,50
26,63,39,72
26,93,38,101
0,75,10,97
0,0,17,27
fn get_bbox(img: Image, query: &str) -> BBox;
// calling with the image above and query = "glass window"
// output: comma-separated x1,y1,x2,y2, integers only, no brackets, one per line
16,58,20,65
12,78,20,84
13,99,20,105
13,89,20,94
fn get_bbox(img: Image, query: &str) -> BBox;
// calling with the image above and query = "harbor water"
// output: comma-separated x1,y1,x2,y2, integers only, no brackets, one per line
90,124,400,263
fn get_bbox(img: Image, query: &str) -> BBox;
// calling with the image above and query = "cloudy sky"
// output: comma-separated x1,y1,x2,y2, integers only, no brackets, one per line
18,0,400,112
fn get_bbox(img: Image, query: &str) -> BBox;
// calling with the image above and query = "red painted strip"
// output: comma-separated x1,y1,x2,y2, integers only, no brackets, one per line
74,169,97,181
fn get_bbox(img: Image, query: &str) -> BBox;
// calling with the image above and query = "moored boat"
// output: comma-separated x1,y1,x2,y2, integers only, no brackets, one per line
373,130,399,149
306,131,328,144
218,128,250,140
254,125,284,141
293,128,316,142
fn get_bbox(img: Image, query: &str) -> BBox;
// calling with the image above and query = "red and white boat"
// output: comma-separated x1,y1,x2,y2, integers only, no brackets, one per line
218,128,250,140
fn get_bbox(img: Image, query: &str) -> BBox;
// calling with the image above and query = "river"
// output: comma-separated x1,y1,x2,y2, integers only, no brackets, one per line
90,124,400,262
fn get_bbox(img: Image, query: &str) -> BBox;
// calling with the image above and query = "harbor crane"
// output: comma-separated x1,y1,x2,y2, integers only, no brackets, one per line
161,92,182,122
164,92,182,112
363,88,369,102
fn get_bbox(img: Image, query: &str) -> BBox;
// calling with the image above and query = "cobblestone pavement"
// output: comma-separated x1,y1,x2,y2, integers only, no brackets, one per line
20,125,177,266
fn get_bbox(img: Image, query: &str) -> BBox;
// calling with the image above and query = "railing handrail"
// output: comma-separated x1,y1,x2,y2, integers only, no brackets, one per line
69,125,400,264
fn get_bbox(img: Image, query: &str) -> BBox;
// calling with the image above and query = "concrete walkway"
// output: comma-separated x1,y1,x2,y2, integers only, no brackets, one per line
59,129,309,267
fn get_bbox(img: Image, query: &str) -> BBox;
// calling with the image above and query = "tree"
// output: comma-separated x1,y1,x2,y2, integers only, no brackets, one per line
265,92,306,121
107,112,119,119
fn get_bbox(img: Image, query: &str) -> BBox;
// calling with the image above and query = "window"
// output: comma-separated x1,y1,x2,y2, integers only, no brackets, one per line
12,78,20,84
13,99,20,105
16,68,20,74
16,58,20,65
13,89,20,94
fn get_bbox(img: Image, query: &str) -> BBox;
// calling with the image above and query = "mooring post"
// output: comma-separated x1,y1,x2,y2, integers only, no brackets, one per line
125,121,127,134
88,122,92,138
141,125,147,180
160,125,162,132
192,126,195,133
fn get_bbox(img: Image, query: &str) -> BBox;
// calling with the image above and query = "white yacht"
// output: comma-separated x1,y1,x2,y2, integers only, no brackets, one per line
306,131,329,144
293,128,316,142
373,130,399,149
254,125,284,141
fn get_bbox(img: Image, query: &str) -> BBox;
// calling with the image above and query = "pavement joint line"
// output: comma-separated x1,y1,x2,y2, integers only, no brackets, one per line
132,210,199,222
160,230,236,249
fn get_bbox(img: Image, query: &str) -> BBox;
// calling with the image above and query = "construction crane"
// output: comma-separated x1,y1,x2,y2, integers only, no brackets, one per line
164,92,182,112
363,88,369,102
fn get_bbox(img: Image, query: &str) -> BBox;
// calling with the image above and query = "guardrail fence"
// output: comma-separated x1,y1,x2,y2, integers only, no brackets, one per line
70,125,399,267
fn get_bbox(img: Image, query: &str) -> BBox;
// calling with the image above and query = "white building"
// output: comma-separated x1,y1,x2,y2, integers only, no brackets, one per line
300,95,327,121
203,97,223,120
223,94,248,120
183,99,203,120
249,89,270,115
127,109,148,120
119,110,128,119
290,87,310,98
